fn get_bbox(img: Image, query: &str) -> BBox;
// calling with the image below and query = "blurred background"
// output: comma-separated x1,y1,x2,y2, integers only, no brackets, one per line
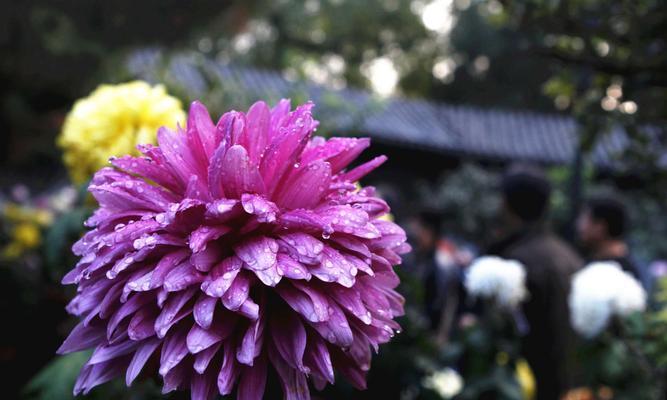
1,0,666,399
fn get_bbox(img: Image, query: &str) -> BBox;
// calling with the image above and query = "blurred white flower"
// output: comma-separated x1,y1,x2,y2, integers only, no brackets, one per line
465,256,527,308
569,261,646,338
613,274,646,317
48,186,78,213
423,367,463,399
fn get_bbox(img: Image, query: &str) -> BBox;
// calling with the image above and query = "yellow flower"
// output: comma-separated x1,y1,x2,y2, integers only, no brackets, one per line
1,203,51,259
378,213,394,222
515,359,536,400
13,222,41,248
57,81,185,184
2,222,42,259
495,351,509,365
3,203,53,226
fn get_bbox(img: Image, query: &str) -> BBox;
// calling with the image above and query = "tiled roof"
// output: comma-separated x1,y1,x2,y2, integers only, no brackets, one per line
127,49,661,166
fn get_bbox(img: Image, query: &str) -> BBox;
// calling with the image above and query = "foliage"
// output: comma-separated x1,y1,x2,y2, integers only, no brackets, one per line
417,163,501,245
23,352,165,400
205,0,432,93
489,0,667,201
442,305,524,400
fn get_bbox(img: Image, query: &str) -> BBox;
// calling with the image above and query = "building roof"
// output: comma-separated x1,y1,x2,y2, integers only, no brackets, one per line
127,49,655,167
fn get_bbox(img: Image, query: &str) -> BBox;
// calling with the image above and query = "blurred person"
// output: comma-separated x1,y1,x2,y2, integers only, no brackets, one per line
407,210,446,330
487,165,583,400
432,236,474,345
577,196,641,280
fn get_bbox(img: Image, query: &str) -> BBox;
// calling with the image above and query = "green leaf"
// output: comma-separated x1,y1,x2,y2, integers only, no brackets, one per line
24,352,90,400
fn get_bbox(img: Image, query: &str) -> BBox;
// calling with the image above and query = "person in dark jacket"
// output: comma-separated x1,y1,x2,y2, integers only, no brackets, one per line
576,196,642,280
408,210,447,330
488,166,583,400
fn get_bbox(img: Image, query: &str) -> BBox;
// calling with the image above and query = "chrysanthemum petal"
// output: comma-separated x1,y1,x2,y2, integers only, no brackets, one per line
238,354,268,400
218,341,241,395
57,322,106,354
271,311,308,372
269,345,311,400
194,342,221,374
303,334,334,383
222,272,251,311
235,236,280,286
219,145,266,199
240,101,271,165
301,137,370,174
274,160,331,210
276,282,330,323
126,338,160,385
187,101,219,160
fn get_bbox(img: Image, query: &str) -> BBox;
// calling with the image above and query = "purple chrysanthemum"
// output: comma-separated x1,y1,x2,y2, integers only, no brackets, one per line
59,100,410,399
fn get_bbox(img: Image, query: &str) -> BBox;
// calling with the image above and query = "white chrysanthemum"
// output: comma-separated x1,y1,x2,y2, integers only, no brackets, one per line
423,367,464,399
464,256,527,308
613,274,646,316
569,261,646,338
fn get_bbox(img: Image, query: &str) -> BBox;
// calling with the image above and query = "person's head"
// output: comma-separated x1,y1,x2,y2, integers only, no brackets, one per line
408,209,442,252
577,196,628,247
500,165,552,227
